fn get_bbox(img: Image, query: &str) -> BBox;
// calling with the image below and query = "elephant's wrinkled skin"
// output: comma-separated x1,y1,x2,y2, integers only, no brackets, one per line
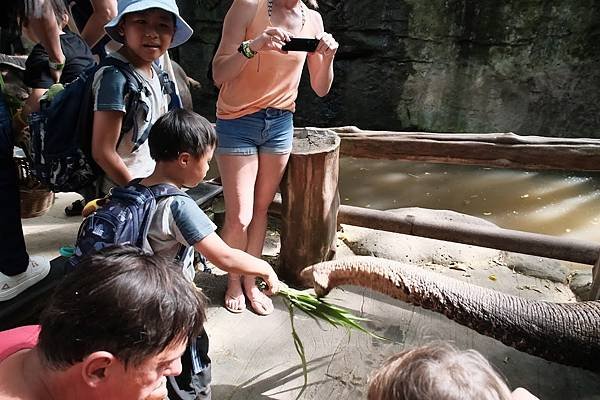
301,256,600,371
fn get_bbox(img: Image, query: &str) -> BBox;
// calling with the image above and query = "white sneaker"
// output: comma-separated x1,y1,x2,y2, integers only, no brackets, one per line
0,256,51,301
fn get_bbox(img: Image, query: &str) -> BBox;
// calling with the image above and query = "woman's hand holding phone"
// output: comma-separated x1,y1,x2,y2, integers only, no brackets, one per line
251,27,292,53
313,31,338,58
250,28,337,58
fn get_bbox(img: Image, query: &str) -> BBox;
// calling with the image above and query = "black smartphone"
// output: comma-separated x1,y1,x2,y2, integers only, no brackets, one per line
282,38,320,52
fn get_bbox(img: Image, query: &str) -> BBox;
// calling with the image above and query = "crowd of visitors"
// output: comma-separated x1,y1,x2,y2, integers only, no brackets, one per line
0,1,541,399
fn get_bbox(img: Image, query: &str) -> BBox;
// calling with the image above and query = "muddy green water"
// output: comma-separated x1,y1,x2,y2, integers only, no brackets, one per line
339,158,600,244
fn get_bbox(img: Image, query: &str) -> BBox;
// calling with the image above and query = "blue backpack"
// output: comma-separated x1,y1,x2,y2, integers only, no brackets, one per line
69,180,189,268
28,57,180,193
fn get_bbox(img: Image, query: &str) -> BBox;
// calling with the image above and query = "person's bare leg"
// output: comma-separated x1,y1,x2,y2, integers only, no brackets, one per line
244,152,290,315
217,154,258,312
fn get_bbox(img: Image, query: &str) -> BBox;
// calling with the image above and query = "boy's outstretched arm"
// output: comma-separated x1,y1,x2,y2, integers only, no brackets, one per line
91,110,133,186
195,233,280,295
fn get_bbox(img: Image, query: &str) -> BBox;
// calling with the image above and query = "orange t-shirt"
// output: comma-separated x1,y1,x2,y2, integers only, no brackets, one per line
216,0,321,119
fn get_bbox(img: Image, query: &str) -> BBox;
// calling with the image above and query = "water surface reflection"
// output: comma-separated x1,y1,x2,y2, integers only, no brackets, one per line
339,158,600,244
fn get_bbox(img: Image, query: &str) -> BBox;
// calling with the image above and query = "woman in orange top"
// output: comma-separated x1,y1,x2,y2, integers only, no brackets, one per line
212,0,337,315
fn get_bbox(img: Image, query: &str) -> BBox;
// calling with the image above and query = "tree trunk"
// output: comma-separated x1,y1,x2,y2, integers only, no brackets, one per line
279,128,340,286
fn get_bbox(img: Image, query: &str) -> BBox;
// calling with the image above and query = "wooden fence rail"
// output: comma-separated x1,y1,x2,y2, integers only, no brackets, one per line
304,126,600,172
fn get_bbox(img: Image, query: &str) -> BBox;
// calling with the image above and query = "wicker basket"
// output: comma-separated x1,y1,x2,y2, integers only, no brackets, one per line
14,156,55,218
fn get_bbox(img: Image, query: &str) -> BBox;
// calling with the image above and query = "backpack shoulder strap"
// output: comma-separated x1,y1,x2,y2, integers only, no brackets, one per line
101,57,144,91
147,183,194,265
152,62,182,111
125,180,191,201
110,181,155,204
99,57,146,143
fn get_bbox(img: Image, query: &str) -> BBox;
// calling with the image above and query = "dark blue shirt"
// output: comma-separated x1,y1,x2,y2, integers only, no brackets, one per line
24,30,95,88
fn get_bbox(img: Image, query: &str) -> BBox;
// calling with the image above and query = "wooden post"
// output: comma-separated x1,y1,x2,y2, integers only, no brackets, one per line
279,128,340,286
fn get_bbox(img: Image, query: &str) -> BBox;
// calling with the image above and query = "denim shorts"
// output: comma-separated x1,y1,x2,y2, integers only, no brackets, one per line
215,108,293,155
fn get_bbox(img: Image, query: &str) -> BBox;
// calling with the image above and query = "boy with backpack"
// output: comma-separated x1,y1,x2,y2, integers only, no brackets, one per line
144,109,279,291
72,108,281,399
54,0,190,215
93,0,191,191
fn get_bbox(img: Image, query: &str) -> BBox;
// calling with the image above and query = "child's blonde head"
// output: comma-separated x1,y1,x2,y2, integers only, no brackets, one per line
367,343,513,400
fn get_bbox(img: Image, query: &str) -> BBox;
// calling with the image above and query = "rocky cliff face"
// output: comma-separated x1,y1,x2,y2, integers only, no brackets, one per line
175,0,600,137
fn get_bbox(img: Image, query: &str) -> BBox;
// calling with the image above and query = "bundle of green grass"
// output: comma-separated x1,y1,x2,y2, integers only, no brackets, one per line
258,280,385,398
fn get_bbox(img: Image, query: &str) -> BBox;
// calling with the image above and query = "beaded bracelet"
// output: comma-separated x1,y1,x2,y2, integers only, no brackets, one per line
237,40,257,59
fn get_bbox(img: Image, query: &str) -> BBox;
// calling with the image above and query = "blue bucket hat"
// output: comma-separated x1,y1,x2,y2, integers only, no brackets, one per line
104,0,193,48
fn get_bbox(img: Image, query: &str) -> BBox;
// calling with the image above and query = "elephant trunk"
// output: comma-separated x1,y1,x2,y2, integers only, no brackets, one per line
300,256,600,371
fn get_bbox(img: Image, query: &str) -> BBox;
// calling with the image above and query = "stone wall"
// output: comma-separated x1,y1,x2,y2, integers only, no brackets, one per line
174,0,600,137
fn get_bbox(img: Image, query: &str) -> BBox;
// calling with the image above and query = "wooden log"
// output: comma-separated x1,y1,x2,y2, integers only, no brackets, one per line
304,127,600,172
279,128,340,286
270,199,600,266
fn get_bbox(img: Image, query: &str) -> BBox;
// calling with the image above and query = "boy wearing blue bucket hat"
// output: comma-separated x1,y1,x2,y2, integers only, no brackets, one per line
104,0,193,49
90,0,192,200
89,1,210,399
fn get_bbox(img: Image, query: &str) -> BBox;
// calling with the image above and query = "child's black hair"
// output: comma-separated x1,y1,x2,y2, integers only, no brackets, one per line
149,109,217,161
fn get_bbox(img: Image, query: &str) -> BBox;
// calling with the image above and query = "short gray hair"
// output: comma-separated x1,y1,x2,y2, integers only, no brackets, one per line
367,343,514,400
